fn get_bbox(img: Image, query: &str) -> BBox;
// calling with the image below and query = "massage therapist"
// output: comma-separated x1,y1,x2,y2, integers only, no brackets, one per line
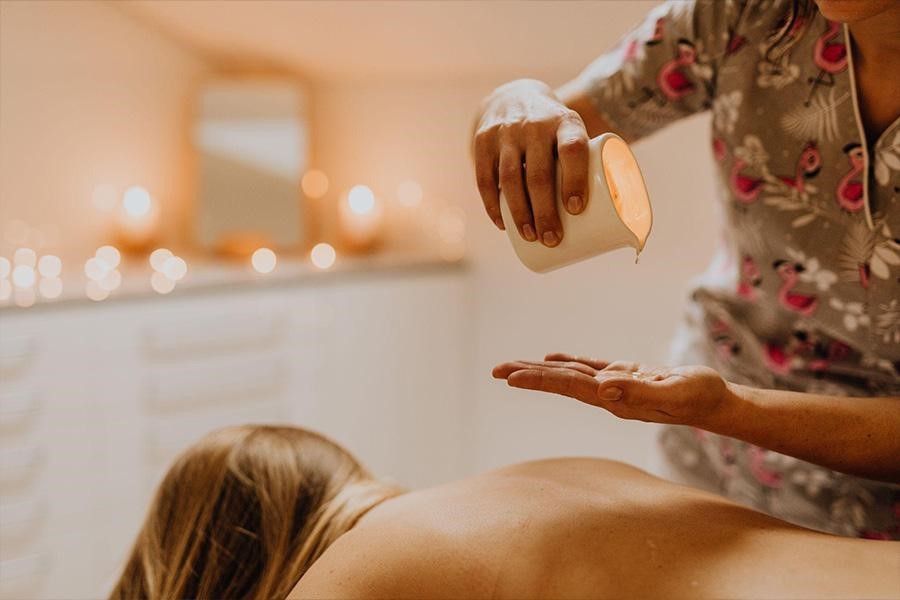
476,0,899,538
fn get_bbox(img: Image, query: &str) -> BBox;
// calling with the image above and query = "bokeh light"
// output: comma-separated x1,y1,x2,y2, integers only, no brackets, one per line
0,280,11,301
14,288,35,308
251,248,277,274
86,280,110,302
84,257,111,281
37,255,62,278
122,186,152,217
98,269,122,292
13,247,36,268
95,245,121,269
301,170,329,199
150,271,175,295
347,185,376,215
12,265,36,288
39,277,63,299
437,207,466,243
310,243,336,270
0,257,10,279
162,256,187,281
149,248,173,272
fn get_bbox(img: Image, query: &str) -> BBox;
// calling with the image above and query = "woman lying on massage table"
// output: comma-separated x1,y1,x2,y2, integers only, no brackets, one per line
111,414,898,599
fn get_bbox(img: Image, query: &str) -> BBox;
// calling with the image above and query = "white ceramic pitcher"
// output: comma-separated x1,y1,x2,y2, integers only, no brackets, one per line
500,133,652,273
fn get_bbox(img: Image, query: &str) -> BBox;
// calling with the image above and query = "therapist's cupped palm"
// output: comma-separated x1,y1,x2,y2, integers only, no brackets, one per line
492,353,728,427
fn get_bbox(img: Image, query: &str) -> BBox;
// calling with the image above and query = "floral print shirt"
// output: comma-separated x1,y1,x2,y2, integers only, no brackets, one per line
587,0,899,538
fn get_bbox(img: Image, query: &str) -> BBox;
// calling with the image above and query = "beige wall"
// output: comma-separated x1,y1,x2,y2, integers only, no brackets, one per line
0,0,209,259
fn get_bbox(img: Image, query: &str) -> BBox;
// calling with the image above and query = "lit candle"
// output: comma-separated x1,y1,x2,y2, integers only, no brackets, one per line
115,186,160,251
339,185,384,250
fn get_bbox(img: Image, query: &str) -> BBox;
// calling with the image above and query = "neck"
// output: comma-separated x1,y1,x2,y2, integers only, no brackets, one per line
847,10,900,66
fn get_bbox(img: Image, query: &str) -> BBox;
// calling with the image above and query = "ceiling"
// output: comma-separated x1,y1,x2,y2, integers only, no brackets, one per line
126,0,658,82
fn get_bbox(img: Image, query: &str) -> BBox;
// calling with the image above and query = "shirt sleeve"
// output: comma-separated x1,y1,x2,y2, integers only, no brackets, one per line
584,0,750,141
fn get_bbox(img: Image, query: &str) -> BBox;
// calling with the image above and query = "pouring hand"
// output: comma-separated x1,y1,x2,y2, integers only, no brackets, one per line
472,79,589,248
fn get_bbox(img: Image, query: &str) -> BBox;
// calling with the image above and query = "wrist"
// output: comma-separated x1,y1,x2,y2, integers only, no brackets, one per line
698,380,746,434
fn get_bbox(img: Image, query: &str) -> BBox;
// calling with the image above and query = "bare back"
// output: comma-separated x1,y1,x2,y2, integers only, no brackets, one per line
291,459,900,599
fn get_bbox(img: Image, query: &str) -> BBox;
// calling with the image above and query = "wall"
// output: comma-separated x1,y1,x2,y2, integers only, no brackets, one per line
0,0,209,259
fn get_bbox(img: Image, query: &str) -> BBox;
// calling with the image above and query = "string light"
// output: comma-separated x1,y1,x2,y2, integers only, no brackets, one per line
251,248,277,274
310,243,336,270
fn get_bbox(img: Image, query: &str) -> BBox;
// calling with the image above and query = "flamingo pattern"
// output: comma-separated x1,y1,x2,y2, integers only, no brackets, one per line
590,0,900,539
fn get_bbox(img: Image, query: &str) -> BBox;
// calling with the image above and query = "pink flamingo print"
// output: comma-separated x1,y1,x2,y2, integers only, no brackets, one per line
657,39,697,102
725,27,747,55
763,342,793,375
773,260,818,315
748,446,783,488
777,142,821,191
836,143,865,213
737,255,762,300
806,20,847,105
730,159,764,204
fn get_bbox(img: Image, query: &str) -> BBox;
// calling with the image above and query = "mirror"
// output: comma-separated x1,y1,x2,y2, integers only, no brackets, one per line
194,79,308,254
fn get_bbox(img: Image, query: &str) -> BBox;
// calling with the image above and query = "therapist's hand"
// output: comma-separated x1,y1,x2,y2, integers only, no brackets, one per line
473,79,589,247
492,353,729,428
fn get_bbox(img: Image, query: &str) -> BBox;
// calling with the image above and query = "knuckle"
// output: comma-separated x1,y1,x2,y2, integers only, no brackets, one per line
526,166,553,187
558,136,588,156
499,164,520,185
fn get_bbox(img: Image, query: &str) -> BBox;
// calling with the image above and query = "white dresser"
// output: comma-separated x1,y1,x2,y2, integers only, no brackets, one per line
0,263,470,599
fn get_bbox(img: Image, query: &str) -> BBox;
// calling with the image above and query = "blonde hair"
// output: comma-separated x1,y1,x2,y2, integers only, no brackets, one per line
110,425,402,599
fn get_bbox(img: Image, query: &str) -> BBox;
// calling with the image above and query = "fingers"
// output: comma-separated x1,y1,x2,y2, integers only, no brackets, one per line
474,131,503,230
556,115,589,215
505,368,601,403
544,353,609,370
525,134,562,247
493,360,597,378
498,143,536,242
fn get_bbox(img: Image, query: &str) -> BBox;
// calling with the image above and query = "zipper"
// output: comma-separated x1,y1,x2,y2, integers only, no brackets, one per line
843,24,875,232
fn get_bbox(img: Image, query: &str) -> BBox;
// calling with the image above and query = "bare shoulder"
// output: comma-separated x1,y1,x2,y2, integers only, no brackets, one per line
288,494,496,600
